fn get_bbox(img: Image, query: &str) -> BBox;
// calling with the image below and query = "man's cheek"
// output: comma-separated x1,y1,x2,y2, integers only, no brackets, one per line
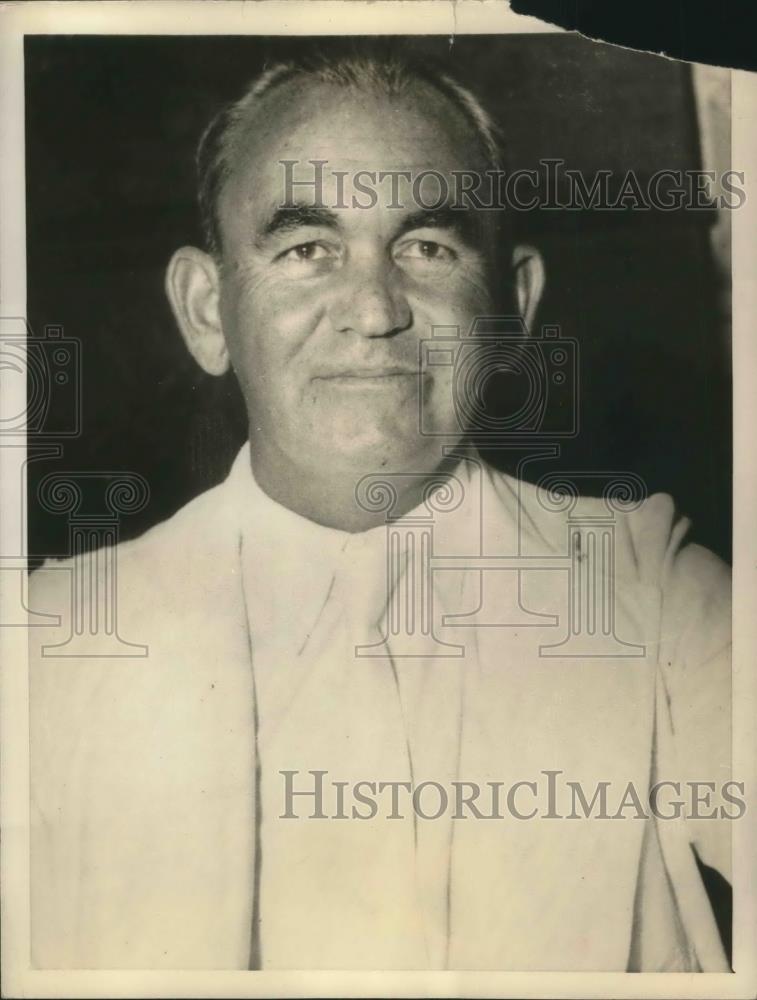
422,366,459,435
231,292,320,367
450,269,493,323
412,281,489,334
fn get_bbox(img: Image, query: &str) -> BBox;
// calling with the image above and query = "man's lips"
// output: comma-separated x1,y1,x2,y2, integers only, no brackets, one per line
314,367,421,381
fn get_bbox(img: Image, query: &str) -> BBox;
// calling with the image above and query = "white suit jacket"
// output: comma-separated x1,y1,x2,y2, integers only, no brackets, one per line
28,449,731,970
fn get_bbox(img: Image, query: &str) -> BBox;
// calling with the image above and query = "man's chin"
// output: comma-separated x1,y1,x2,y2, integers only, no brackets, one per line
310,434,460,476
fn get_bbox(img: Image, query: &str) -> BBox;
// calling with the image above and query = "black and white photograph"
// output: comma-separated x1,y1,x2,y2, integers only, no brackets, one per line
1,2,756,996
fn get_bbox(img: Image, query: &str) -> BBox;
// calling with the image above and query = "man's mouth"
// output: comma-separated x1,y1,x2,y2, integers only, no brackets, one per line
314,367,421,385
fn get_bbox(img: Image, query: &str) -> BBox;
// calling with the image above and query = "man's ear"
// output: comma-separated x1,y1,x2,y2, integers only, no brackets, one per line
165,246,230,376
512,244,546,332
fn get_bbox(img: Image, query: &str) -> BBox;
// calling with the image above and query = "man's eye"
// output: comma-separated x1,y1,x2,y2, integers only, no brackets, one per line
280,242,331,262
395,239,457,270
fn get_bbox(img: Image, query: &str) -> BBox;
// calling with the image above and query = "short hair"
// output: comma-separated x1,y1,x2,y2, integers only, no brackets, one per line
196,46,505,256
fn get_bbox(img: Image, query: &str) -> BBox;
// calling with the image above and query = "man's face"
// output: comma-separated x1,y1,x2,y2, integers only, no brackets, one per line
215,80,493,478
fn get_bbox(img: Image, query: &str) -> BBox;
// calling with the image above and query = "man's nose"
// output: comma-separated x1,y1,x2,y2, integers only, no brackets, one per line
328,254,412,338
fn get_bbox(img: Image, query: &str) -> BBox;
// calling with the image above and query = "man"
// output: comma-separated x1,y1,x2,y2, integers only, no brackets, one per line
29,48,732,971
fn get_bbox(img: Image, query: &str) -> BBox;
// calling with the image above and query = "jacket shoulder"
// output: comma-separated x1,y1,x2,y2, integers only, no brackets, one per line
29,477,239,637
484,464,679,571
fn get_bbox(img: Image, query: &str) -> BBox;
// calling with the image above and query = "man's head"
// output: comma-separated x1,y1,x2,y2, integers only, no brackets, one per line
166,48,544,513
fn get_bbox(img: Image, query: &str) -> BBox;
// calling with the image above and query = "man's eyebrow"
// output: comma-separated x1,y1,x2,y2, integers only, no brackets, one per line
393,206,484,245
258,204,341,243
255,203,485,249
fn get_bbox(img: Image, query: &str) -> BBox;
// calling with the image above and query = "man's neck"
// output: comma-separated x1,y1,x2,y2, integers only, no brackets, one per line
247,438,466,533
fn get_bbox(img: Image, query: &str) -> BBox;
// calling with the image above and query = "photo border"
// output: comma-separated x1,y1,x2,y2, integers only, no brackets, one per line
1,3,755,997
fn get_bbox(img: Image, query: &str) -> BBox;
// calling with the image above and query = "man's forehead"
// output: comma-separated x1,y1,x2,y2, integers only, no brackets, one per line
222,77,488,200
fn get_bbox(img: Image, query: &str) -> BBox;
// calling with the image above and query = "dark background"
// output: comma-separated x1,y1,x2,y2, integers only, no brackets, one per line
25,33,732,562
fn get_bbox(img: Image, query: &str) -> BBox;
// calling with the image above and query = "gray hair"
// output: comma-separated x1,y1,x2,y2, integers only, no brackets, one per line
196,47,504,255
